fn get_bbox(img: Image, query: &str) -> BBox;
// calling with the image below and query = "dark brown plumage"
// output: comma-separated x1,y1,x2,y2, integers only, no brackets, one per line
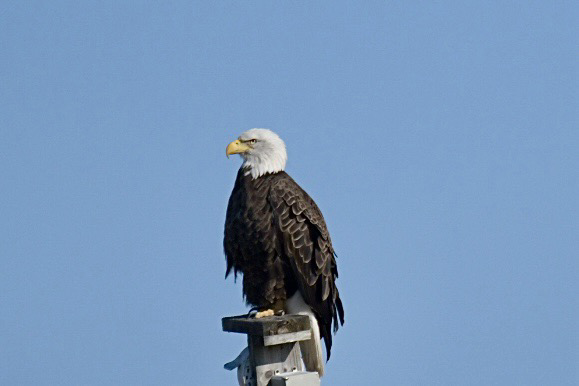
224,167,344,359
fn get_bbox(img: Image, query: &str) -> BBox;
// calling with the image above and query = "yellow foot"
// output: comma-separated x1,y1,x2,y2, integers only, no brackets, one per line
254,309,274,318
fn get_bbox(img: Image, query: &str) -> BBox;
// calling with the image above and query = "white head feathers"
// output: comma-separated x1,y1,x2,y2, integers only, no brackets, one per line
237,128,287,179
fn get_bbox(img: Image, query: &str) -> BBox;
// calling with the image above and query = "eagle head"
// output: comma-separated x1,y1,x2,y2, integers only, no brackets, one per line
226,128,287,179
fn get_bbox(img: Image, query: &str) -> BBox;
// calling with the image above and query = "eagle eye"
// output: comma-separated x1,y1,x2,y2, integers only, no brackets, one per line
250,139,257,144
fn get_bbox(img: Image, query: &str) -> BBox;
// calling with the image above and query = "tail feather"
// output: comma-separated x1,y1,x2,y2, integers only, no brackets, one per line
299,313,324,376
285,291,325,377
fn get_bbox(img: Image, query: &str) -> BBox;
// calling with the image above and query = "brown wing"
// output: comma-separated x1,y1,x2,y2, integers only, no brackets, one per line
268,173,344,359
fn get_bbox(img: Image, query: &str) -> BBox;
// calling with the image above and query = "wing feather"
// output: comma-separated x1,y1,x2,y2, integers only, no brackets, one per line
269,173,344,359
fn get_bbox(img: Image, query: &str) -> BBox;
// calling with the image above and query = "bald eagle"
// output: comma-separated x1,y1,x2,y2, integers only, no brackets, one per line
224,128,344,376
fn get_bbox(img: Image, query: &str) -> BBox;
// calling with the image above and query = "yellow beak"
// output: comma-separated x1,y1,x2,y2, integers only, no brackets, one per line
226,139,250,158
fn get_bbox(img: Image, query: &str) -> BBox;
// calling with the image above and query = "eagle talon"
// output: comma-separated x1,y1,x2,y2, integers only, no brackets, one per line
247,306,260,318
254,309,274,319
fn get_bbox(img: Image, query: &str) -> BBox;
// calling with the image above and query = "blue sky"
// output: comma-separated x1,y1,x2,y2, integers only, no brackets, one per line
1,1,577,385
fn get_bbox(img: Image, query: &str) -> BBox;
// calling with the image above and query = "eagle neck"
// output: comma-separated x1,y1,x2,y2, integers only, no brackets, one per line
241,151,286,179
241,166,283,182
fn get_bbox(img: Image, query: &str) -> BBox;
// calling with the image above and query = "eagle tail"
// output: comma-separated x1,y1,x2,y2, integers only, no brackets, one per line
285,292,325,377
299,313,325,376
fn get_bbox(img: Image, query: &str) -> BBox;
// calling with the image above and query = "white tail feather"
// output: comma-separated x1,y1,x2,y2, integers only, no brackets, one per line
285,292,325,377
